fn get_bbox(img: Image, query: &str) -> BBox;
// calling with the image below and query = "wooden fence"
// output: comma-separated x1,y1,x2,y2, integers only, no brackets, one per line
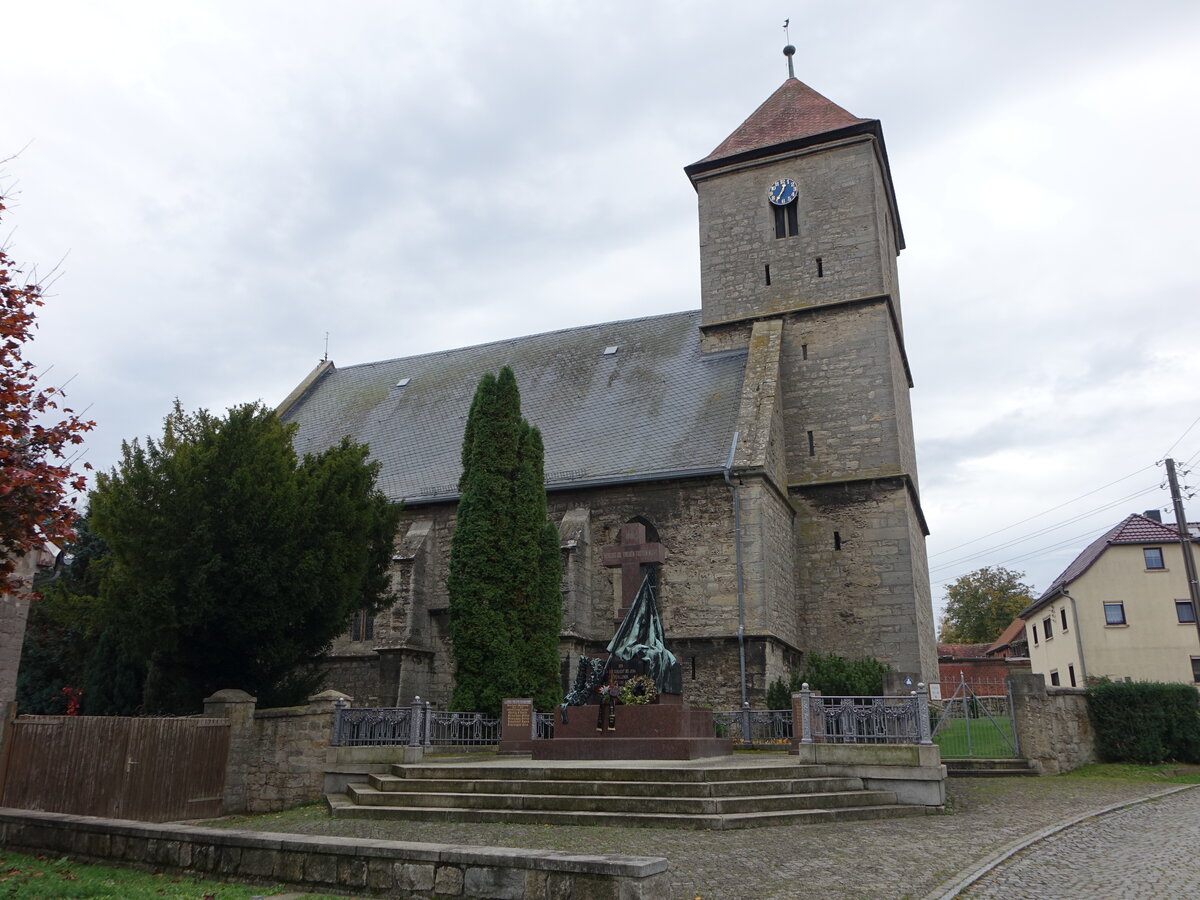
0,715,229,822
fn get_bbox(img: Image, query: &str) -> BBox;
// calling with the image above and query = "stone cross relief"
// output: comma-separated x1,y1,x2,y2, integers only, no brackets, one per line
601,522,665,624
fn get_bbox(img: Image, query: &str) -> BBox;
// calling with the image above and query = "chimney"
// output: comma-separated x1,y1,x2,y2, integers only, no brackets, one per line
1143,509,1162,523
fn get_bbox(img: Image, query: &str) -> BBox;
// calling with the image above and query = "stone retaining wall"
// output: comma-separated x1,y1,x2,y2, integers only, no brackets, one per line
0,807,669,899
1009,672,1096,774
204,688,348,814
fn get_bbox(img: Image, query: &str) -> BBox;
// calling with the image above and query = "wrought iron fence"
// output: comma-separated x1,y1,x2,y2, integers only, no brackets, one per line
331,697,501,747
425,710,501,745
796,684,933,745
332,705,416,747
712,709,793,744
535,711,555,740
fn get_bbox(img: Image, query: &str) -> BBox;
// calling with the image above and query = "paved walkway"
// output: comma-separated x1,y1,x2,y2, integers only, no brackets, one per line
955,785,1200,900
216,760,1191,899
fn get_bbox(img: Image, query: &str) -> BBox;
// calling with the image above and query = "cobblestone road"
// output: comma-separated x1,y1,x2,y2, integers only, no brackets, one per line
216,771,1184,899
959,786,1200,900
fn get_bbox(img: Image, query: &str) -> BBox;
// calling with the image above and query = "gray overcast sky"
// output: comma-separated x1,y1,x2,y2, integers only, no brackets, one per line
7,1,1200,622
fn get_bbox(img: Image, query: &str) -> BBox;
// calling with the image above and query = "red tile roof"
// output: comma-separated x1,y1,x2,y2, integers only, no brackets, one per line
937,642,993,660
1025,514,1199,612
987,618,1027,656
695,78,870,165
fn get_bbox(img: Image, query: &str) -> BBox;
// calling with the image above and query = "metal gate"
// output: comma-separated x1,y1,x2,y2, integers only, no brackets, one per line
0,715,230,822
930,678,1018,758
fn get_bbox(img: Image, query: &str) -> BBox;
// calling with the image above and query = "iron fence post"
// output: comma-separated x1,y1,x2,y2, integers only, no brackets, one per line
916,683,932,744
423,701,433,747
800,684,813,744
331,696,349,747
740,701,751,745
408,696,423,748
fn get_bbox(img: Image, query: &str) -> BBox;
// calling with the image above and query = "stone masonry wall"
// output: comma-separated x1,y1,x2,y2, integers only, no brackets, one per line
695,138,895,326
204,689,347,814
0,552,39,708
780,301,901,484
793,478,930,677
1009,672,1096,775
0,807,669,899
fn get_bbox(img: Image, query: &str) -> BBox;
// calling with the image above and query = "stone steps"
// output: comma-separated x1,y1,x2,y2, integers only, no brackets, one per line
367,774,865,798
347,782,891,815
326,791,927,830
327,760,934,829
944,758,1038,777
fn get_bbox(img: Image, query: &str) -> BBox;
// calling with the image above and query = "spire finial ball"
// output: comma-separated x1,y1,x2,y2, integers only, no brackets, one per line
783,45,796,57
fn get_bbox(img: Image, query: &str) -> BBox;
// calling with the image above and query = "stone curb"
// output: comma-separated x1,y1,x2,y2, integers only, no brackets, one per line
920,783,1200,900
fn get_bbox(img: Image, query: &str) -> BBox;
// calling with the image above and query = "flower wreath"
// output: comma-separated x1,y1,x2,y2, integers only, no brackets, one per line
619,674,658,706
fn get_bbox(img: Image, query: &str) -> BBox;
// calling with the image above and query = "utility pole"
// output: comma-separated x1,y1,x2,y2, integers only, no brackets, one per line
1164,458,1200,645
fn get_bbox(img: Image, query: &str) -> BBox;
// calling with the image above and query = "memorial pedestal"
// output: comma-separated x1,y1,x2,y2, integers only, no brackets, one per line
533,694,732,760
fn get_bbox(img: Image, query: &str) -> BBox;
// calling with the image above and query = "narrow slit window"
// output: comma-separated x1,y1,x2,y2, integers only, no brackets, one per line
834,531,842,551
816,256,824,277
1060,608,1068,631
801,343,808,360
807,430,815,456
764,264,771,286
691,656,697,680
1068,665,1077,687
773,201,799,239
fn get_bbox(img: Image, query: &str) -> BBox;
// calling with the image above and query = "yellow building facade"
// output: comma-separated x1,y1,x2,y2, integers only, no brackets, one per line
1021,513,1200,688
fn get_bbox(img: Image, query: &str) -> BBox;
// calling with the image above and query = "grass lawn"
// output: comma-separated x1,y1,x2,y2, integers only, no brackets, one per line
0,849,341,899
1064,762,1200,783
933,716,1016,758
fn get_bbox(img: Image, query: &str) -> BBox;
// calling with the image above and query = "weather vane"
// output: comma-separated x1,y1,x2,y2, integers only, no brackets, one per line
782,18,796,79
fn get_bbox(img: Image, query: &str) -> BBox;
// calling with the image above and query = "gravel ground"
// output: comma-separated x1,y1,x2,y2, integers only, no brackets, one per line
214,773,1178,899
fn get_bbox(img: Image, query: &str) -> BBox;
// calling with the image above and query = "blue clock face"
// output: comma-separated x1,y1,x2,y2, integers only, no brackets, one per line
768,178,798,206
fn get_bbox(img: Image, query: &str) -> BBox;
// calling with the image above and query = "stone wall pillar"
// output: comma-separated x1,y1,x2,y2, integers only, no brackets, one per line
202,689,256,815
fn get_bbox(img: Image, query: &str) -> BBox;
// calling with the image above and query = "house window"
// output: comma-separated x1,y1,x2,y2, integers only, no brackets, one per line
1043,616,1053,639
1104,602,1127,626
1144,547,1165,569
1032,624,1039,645
1068,664,1077,687
1060,608,1068,631
1050,670,1060,686
1192,658,1200,684
1177,600,1197,624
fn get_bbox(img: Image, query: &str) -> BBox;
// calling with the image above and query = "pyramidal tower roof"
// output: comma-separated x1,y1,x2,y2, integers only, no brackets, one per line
695,77,872,166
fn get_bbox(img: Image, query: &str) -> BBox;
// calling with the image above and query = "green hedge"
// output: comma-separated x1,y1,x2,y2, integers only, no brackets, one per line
1086,680,1200,764
765,652,889,710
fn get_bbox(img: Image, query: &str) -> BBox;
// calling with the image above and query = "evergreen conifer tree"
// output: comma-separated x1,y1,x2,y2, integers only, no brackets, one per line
448,367,562,714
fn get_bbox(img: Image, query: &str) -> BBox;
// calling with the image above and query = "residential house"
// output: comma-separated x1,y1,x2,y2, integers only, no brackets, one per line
1018,512,1200,688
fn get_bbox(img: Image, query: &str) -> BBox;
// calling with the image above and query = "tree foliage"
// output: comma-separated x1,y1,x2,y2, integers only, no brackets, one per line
938,566,1034,643
88,401,401,712
447,367,562,715
0,193,94,587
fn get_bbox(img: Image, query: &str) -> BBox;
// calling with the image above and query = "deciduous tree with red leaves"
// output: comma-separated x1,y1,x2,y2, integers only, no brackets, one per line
0,192,95,588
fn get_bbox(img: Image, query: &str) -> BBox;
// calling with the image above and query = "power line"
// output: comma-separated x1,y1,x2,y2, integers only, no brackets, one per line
1164,414,1200,458
928,464,1157,559
928,482,1162,577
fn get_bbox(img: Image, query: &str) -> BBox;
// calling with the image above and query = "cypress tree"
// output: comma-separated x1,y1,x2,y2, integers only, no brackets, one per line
448,367,562,714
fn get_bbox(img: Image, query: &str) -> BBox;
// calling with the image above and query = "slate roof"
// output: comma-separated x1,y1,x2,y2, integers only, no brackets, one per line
1022,513,1200,614
281,310,747,505
693,78,870,166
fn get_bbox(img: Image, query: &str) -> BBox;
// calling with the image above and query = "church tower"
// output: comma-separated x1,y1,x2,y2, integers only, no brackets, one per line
685,60,937,681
